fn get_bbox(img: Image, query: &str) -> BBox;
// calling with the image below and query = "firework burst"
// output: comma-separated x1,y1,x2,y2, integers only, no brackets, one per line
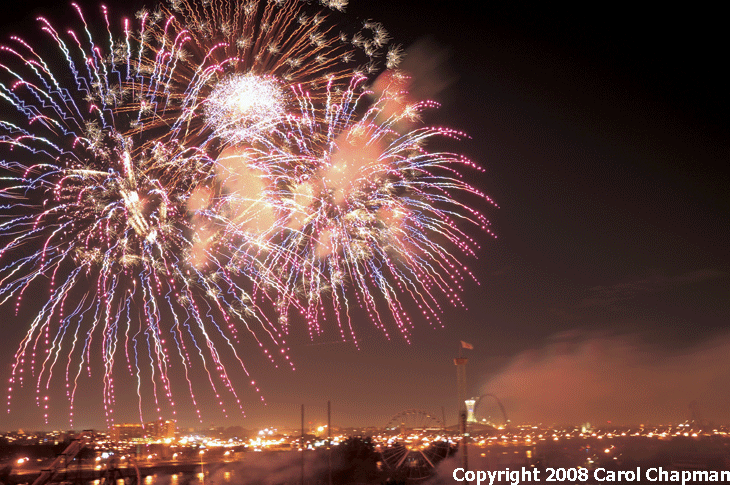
201,71,496,346
1,0,494,425
129,0,396,154
0,4,291,426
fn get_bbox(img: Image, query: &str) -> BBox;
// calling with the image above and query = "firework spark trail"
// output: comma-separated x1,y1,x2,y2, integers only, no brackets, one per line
2,0,493,425
171,62,491,341
133,0,394,159
192,67,496,346
1,4,297,426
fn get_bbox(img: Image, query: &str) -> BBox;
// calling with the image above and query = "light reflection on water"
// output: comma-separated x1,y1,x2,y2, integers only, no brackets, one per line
75,471,235,485
76,450,315,485
90,471,238,485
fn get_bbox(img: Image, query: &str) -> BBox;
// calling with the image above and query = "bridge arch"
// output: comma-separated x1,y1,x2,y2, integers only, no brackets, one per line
473,393,509,427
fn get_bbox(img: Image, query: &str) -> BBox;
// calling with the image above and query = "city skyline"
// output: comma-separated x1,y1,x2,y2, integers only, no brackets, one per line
1,0,727,432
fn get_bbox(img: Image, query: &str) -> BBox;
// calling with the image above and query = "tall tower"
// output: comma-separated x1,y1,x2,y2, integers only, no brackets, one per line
454,357,468,471
455,358,468,409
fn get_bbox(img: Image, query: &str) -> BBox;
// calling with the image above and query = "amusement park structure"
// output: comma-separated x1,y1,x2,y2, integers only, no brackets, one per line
455,342,472,473
30,436,89,485
379,410,454,482
28,432,141,485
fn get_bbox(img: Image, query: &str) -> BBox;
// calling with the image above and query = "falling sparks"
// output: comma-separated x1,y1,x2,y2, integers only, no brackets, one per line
0,0,494,425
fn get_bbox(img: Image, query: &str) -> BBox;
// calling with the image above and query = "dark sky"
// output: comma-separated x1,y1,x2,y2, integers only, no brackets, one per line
1,1,728,431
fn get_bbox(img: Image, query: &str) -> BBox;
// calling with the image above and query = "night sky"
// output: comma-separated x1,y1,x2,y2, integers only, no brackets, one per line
1,1,728,431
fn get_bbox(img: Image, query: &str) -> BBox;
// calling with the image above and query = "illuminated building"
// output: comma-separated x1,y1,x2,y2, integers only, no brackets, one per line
145,420,177,440
109,423,145,442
